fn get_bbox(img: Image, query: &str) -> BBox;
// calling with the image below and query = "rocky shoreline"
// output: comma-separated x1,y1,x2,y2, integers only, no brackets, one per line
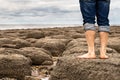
0,26,120,80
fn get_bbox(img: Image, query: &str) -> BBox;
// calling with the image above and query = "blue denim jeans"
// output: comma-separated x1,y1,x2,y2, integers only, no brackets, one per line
80,0,110,33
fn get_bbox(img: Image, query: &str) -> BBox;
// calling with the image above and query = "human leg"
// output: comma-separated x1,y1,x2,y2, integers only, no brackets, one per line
77,0,96,59
96,0,110,58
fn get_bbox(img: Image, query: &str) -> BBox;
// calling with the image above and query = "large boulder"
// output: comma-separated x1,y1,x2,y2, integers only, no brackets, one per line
33,38,70,56
49,54,120,80
0,53,31,80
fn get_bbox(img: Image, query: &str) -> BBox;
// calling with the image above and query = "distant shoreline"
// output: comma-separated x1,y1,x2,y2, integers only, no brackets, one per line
0,24,81,30
0,24,120,30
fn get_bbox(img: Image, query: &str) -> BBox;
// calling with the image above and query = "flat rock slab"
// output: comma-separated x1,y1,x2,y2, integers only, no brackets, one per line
49,54,120,80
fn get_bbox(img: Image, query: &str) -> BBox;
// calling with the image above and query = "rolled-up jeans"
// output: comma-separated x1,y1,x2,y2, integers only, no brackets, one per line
79,0,110,33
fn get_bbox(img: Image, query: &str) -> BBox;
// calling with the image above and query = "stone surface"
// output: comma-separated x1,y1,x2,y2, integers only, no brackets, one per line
108,37,120,53
0,53,31,80
12,38,31,48
0,48,53,65
0,78,17,80
33,38,70,56
49,54,120,80
26,31,45,39
20,47,53,65
0,38,14,47
0,38,31,49
0,26,120,80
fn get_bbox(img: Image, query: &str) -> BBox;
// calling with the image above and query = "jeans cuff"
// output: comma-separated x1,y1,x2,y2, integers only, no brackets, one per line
84,23,96,31
98,26,110,33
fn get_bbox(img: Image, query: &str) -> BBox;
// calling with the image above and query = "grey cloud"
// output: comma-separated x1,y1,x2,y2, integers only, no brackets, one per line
0,6,78,17
0,0,119,25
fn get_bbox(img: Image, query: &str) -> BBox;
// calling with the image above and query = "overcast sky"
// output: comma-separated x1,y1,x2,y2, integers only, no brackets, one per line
0,0,120,25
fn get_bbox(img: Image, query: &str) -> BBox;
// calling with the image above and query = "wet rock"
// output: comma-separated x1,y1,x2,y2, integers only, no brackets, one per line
33,38,70,56
0,53,31,80
49,54,120,80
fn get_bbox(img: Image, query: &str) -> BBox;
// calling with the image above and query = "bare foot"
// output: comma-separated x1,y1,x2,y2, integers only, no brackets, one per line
100,54,109,59
76,53,96,59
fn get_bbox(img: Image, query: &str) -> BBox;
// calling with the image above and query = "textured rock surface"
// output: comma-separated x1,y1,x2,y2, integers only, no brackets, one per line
108,37,120,53
0,26,120,80
49,54,120,80
33,38,70,56
20,47,53,65
0,38,31,49
0,48,53,65
63,38,117,56
12,38,31,48
0,53,31,80
26,31,45,39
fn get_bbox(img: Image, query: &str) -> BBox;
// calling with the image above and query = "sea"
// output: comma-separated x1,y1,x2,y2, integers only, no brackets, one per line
0,24,81,30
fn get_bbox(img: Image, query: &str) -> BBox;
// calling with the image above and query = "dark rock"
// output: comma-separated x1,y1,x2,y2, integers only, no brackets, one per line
49,54,120,80
0,53,31,80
